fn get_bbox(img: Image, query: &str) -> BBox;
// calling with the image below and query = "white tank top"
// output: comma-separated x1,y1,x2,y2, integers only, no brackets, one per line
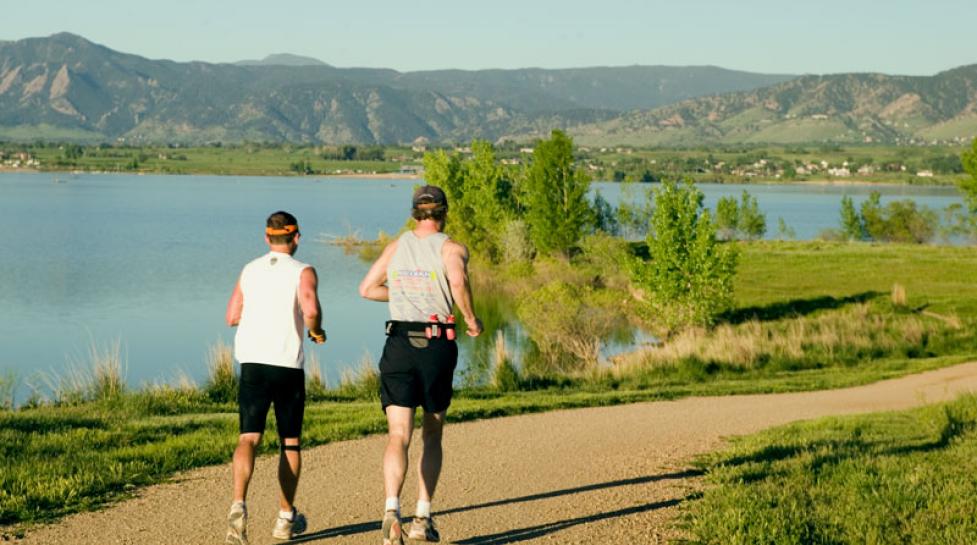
233,251,310,369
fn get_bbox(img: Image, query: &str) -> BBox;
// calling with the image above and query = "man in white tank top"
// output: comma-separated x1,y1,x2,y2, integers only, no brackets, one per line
359,186,483,545
224,211,326,545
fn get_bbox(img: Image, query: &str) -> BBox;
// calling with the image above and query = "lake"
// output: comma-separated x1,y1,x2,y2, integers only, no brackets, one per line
0,172,963,398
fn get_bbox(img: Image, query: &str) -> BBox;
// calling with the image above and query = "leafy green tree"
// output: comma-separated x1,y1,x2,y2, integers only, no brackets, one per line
591,190,619,235
737,191,766,240
840,195,864,241
960,139,977,217
859,192,886,240
423,141,510,262
630,179,738,332
776,217,796,240
714,196,739,241
881,200,937,244
616,177,653,239
523,130,593,256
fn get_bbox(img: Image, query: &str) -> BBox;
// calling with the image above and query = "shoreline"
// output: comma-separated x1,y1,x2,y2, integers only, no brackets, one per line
0,167,957,187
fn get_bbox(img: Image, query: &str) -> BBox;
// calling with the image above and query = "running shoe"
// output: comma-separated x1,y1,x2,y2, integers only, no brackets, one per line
382,510,403,545
226,501,249,545
407,516,441,542
272,508,308,540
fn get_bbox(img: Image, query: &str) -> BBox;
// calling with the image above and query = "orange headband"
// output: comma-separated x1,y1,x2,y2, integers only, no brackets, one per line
266,225,298,236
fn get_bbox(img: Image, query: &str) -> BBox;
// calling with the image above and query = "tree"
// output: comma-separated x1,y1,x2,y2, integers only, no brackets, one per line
840,195,863,241
630,179,738,332
591,190,619,236
714,196,739,241
960,139,977,217
737,191,766,240
859,191,885,240
776,217,796,240
523,130,592,256
423,141,511,262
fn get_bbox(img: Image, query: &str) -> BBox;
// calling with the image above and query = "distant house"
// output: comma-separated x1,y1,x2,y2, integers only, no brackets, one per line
857,165,875,176
519,147,535,154
411,137,429,153
827,167,851,177
399,165,424,175
916,170,934,178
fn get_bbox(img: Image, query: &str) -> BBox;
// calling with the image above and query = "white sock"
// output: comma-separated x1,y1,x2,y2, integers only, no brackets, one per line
385,497,400,514
279,508,294,521
415,500,432,518
232,500,246,512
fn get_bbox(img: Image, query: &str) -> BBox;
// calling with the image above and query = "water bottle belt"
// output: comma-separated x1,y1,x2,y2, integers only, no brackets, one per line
384,320,455,338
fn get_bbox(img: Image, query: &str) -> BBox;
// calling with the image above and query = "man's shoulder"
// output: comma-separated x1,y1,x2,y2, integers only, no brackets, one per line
441,237,469,257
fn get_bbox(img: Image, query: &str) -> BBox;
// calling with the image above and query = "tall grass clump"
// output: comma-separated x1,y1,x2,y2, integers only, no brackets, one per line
305,350,329,400
89,340,126,400
0,371,16,410
204,339,237,403
35,340,127,405
338,353,380,400
491,331,521,392
891,282,908,309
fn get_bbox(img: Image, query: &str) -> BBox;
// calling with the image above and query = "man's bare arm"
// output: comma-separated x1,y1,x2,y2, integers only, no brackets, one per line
358,240,399,302
443,240,482,336
299,267,325,343
225,280,244,327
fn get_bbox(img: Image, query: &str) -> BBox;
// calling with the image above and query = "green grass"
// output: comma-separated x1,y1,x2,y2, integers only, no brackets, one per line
736,241,977,316
686,393,977,544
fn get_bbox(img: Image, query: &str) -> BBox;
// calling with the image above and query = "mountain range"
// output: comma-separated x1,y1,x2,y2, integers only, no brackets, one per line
0,33,975,146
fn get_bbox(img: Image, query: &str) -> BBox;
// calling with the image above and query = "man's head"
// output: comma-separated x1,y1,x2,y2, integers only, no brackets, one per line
411,185,448,225
265,210,300,251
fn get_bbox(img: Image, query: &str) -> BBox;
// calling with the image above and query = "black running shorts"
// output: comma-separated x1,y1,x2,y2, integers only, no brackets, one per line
238,362,306,438
379,335,458,413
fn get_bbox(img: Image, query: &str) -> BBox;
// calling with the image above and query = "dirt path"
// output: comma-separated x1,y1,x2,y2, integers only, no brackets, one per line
19,362,977,545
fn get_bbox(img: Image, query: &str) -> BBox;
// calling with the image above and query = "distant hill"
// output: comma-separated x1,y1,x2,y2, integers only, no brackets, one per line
0,33,796,144
568,66,977,146
234,53,330,67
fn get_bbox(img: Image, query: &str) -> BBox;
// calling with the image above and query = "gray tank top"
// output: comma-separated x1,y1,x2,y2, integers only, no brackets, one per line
387,231,454,322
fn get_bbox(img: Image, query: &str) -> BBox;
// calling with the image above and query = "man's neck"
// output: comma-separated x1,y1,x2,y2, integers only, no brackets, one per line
413,220,441,236
268,244,295,256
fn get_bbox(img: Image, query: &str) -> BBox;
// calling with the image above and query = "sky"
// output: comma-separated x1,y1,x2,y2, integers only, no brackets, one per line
2,0,975,75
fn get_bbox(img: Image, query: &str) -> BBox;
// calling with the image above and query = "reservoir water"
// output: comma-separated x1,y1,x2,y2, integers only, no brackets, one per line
0,172,963,396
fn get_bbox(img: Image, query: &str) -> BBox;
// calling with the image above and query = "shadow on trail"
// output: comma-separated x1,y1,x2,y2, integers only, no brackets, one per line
454,495,694,545
286,469,702,543
720,291,881,325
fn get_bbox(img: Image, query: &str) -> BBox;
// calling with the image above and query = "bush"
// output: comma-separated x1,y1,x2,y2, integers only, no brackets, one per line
516,281,617,375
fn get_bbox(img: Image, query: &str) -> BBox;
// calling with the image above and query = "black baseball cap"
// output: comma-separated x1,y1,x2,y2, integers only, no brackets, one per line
412,185,448,209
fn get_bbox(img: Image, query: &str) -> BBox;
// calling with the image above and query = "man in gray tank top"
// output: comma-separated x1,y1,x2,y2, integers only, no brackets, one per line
359,185,482,545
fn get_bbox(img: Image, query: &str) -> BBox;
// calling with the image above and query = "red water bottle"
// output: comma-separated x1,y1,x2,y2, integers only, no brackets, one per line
446,315,456,341
426,314,439,339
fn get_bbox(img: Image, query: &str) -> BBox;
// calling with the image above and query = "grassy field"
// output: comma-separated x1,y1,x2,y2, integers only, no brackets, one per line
686,393,977,544
2,241,976,536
